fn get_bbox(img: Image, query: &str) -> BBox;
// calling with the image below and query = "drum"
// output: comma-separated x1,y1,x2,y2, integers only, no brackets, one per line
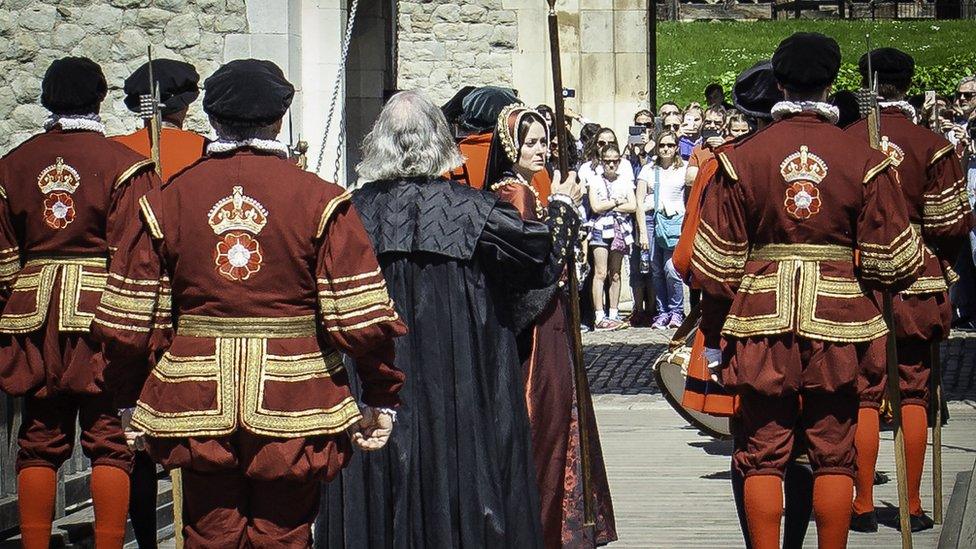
654,346,732,439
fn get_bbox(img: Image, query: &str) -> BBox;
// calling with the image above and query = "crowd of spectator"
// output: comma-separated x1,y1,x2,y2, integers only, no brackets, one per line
541,76,976,332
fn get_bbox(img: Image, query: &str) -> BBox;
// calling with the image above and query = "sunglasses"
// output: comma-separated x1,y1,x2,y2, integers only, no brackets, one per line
602,158,621,165
664,124,680,130
658,143,677,149
597,140,615,147
958,91,976,99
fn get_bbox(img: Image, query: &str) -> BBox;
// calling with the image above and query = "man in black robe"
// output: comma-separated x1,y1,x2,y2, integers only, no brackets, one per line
316,90,580,547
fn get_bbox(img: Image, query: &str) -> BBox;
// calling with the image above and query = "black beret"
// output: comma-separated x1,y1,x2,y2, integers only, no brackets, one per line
41,57,107,115
124,59,200,115
460,86,520,133
203,59,294,127
858,48,915,87
772,32,842,92
733,60,783,120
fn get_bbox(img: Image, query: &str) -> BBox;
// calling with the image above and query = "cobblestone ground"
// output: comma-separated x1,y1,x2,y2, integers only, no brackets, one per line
584,326,976,401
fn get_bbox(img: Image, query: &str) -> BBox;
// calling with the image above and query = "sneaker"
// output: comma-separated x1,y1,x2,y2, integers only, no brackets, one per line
849,511,878,532
651,314,670,329
668,312,684,329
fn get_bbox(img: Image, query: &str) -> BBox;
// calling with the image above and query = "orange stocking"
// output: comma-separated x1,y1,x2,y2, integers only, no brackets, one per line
813,474,853,549
902,404,927,515
744,475,783,549
853,407,880,514
91,465,131,549
17,467,56,549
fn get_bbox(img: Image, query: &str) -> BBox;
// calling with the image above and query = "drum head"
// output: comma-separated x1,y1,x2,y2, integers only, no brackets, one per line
654,354,732,440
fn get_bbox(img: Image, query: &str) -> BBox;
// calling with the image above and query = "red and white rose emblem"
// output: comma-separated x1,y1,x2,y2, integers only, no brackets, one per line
784,182,821,220
214,231,263,281
43,192,76,229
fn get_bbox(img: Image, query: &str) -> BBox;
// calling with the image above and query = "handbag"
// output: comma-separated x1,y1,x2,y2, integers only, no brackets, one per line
653,167,682,250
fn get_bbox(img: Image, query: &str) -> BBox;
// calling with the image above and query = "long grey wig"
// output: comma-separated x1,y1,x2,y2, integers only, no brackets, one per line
356,91,464,183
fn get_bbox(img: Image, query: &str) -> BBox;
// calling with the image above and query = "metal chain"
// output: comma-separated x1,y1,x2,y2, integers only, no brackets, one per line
313,0,360,180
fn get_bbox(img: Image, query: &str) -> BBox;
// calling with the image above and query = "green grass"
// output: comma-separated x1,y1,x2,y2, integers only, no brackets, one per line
656,20,976,106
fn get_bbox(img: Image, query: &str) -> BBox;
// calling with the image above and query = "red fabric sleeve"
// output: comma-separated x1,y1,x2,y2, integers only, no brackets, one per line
494,182,540,221
922,145,974,261
673,157,718,283
856,164,924,292
316,196,406,407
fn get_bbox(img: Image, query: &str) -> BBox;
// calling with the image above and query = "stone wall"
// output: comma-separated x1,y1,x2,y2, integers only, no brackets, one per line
397,0,519,105
0,0,249,154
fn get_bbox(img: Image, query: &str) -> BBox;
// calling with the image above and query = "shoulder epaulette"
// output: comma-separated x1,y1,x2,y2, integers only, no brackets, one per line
138,194,164,240
929,143,955,167
717,152,738,181
316,191,352,239
114,159,155,189
863,156,892,185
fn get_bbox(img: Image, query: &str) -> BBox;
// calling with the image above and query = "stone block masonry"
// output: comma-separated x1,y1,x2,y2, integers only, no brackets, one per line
0,0,249,155
397,0,518,105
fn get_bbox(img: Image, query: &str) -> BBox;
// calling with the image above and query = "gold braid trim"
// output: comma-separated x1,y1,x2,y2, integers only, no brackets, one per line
717,152,738,181
316,191,352,239
326,267,382,285
929,143,955,166
859,226,923,281
139,195,164,240
177,314,318,338
903,276,949,295
863,156,892,184
114,159,155,189
749,243,853,262
0,185,6,200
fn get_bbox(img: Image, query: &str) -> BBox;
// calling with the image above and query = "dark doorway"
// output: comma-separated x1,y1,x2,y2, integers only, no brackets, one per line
344,0,398,186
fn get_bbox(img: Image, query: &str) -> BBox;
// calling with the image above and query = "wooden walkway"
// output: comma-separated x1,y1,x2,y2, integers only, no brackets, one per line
593,396,976,548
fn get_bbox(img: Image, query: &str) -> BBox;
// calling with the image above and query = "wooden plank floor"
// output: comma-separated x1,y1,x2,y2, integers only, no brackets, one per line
593,396,976,548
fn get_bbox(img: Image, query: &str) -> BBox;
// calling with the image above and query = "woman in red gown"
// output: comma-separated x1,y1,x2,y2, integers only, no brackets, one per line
485,105,617,548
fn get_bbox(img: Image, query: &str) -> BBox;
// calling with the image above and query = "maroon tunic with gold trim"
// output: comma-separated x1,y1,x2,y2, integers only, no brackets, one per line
0,123,158,471
846,106,973,407
92,146,406,482
690,110,923,478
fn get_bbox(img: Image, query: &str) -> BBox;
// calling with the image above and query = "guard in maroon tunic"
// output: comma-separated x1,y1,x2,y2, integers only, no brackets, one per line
92,59,406,548
690,34,923,549
845,48,973,533
0,57,160,549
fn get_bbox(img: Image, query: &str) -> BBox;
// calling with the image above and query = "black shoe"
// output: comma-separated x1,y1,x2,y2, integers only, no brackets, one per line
850,511,878,532
910,512,935,532
873,471,890,485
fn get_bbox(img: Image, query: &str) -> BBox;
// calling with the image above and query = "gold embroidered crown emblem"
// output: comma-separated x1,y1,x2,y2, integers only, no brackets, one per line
207,186,269,235
37,157,81,194
779,146,828,185
879,136,905,167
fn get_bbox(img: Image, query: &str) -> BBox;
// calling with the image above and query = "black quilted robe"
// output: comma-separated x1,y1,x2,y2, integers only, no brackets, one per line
316,177,577,549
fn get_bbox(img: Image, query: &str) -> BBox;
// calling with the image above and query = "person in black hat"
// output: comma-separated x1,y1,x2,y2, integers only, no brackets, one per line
445,85,522,189
691,33,923,549
846,48,972,533
92,58,405,547
114,59,207,182
0,56,163,549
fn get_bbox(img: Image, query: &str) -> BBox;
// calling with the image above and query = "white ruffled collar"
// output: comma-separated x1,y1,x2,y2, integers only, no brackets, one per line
206,138,290,158
879,100,918,123
771,101,840,125
44,114,105,134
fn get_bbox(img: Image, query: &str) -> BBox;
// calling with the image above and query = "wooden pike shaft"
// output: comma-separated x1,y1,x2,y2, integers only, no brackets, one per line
546,0,596,528
866,57,912,543
884,291,913,547
931,341,943,523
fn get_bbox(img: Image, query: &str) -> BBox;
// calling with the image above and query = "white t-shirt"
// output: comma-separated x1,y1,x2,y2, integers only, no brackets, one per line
637,163,687,216
580,160,634,193
590,171,636,206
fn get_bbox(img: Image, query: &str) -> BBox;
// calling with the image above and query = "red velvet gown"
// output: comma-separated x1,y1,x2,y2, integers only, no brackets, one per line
492,177,617,548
